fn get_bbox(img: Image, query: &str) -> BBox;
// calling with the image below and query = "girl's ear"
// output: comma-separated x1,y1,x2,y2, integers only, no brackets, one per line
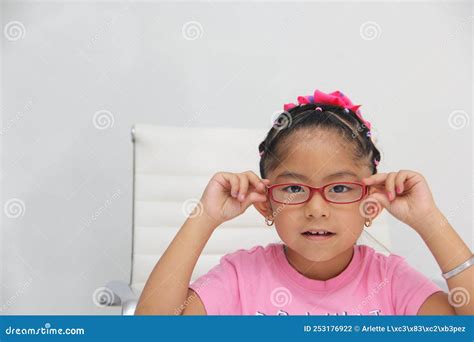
364,186,385,220
253,199,273,218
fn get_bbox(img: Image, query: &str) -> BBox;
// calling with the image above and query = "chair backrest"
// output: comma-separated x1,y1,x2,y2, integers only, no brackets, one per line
130,124,392,295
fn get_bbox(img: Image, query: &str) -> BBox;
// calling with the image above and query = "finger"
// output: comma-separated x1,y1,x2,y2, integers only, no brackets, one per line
237,174,249,201
385,172,397,201
262,179,271,193
221,172,239,198
244,171,266,194
362,173,388,186
394,171,409,195
241,191,268,209
367,192,391,211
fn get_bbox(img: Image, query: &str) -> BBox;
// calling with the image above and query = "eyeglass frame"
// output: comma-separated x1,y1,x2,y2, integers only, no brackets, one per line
265,181,370,205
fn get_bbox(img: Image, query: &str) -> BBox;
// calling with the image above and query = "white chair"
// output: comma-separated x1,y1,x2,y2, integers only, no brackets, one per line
103,124,394,315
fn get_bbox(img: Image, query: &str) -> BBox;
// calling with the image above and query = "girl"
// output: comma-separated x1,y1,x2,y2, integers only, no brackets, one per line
135,89,473,316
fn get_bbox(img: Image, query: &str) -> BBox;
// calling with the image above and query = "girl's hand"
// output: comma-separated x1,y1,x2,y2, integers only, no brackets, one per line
362,170,441,231
199,171,270,226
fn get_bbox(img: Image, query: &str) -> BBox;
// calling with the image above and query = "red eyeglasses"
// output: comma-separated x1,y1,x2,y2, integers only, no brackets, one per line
266,182,369,205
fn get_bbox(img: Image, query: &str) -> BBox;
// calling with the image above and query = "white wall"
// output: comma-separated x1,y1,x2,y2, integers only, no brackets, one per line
1,0,472,314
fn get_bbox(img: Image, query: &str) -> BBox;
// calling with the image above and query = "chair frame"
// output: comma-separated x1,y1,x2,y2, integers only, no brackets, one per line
103,126,138,315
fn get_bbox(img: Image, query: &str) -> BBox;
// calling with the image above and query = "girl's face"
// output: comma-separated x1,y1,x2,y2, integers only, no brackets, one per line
255,130,374,262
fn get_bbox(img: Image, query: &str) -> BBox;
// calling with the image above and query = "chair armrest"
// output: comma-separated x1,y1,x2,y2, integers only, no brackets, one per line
104,280,139,315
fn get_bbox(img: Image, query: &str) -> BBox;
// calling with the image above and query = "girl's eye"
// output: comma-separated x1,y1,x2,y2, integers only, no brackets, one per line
282,185,304,193
329,185,352,193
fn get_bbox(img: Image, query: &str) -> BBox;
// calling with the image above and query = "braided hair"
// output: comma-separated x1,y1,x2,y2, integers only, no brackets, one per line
258,103,381,179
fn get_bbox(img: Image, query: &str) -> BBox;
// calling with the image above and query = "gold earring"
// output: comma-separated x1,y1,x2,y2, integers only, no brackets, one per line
265,216,274,226
364,217,372,227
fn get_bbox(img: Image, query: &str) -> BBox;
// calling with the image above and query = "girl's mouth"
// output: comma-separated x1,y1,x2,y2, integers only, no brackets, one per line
301,230,336,241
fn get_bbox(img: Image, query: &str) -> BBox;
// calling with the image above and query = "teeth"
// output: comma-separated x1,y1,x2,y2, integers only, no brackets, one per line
306,231,329,235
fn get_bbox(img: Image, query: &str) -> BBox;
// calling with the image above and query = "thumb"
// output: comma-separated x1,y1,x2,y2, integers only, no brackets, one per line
241,191,268,210
367,192,391,211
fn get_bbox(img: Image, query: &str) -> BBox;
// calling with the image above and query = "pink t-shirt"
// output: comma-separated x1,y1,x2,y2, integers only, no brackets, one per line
189,243,443,315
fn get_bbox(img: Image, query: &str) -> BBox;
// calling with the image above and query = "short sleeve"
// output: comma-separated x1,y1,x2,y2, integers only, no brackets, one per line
389,256,444,315
189,254,241,315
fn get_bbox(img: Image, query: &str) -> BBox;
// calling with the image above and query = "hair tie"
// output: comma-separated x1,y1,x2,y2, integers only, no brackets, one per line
262,89,379,164
283,89,372,131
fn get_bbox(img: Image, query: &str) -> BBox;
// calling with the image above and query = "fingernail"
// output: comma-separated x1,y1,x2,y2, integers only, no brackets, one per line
231,192,237,197
239,194,245,201
387,191,392,200
396,187,401,194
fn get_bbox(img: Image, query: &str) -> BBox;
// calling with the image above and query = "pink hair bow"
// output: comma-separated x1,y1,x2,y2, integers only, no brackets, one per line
283,89,372,131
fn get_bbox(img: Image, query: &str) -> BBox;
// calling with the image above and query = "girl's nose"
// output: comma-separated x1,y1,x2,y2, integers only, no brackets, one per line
304,190,330,218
